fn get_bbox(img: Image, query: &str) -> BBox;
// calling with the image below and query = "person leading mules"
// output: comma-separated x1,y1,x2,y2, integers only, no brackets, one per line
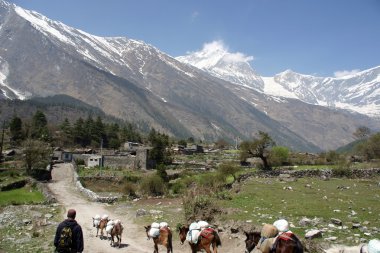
270,219,303,253
251,219,303,253
250,223,278,253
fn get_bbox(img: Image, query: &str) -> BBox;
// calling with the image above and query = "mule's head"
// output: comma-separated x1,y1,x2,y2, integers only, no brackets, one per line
144,225,151,240
92,217,100,228
244,231,261,253
178,225,189,245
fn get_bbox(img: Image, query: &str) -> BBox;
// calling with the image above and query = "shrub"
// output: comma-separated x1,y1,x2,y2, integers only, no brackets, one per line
139,174,166,196
182,188,221,222
156,164,169,182
122,173,140,183
217,162,240,182
170,181,185,195
181,175,197,188
197,173,224,190
122,182,137,198
75,158,85,166
269,146,290,166
332,160,352,177
215,190,232,200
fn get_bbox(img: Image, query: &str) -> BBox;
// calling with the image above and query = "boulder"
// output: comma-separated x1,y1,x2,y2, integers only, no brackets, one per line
305,229,322,239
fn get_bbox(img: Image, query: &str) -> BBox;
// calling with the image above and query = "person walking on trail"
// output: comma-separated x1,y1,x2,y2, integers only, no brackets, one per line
54,209,84,253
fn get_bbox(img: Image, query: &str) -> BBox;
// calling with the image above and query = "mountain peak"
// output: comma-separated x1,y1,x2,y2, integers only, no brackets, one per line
176,40,263,90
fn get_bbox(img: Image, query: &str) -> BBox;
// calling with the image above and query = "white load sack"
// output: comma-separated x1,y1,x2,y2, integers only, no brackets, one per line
102,214,109,220
93,219,100,227
106,220,115,234
189,222,201,230
151,222,160,229
198,220,209,230
106,224,114,234
368,239,380,253
149,227,160,238
159,222,169,228
93,214,101,227
273,219,289,232
186,222,201,244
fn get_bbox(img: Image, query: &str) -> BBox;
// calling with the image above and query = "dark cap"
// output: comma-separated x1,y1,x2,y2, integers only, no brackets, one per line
67,209,76,219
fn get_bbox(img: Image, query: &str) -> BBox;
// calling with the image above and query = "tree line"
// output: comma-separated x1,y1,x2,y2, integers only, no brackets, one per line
8,110,142,149
4,110,173,171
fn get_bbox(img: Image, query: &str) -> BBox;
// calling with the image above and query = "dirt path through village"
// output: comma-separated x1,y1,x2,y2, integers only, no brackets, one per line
47,163,191,253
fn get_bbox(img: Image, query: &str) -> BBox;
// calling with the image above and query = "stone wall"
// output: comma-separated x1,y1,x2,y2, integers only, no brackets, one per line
103,155,135,169
72,162,120,203
238,168,380,182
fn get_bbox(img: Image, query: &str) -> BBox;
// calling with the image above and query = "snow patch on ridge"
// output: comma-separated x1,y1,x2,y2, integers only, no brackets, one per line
262,77,298,99
0,59,29,100
14,6,76,47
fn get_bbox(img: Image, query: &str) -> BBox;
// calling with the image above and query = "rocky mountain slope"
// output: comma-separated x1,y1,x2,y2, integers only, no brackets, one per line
0,0,378,151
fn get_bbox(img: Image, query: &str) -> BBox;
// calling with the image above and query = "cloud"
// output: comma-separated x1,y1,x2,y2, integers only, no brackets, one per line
203,40,226,53
334,69,361,78
224,52,254,63
201,40,254,63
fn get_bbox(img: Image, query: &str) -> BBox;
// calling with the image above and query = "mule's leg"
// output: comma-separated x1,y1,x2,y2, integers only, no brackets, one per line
96,227,99,237
191,244,197,253
166,242,171,253
201,240,212,253
213,240,218,253
164,241,170,253
154,242,159,253
168,235,173,253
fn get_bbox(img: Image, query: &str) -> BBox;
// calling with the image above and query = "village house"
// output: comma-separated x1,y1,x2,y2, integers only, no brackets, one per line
85,154,103,168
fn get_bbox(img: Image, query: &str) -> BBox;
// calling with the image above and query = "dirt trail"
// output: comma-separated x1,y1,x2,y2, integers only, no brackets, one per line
48,163,190,253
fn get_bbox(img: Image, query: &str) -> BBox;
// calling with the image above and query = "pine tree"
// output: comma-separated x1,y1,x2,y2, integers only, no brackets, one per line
9,116,24,144
31,110,50,141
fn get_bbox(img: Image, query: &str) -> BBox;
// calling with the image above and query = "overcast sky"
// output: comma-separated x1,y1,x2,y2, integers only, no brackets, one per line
8,0,380,77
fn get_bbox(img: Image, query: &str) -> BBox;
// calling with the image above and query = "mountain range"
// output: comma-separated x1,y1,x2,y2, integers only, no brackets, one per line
177,41,380,117
0,0,379,152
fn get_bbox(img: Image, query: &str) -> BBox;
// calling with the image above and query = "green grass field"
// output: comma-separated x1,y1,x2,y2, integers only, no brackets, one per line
218,176,380,245
0,186,45,206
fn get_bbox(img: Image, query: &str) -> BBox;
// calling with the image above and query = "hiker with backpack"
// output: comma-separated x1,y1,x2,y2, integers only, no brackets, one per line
54,209,84,253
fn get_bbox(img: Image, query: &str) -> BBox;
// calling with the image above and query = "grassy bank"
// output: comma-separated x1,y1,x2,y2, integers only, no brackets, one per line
218,176,380,245
0,186,45,206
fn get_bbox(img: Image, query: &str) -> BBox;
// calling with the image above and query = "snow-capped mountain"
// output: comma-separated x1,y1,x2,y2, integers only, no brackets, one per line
177,42,380,117
265,67,380,116
0,0,378,151
176,41,264,91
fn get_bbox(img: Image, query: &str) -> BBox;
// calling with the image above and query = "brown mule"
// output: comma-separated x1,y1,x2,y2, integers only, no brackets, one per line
178,225,221,253
270,232,304,253
244,231,261,253
110,221,123,248
92,217,108,238
144,225,173,253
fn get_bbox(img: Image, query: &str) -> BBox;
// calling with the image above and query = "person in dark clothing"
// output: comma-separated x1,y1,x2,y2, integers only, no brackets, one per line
54,209,84,253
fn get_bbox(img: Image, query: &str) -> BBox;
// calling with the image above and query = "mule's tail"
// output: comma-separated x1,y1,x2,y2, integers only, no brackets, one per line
213,231,222,247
